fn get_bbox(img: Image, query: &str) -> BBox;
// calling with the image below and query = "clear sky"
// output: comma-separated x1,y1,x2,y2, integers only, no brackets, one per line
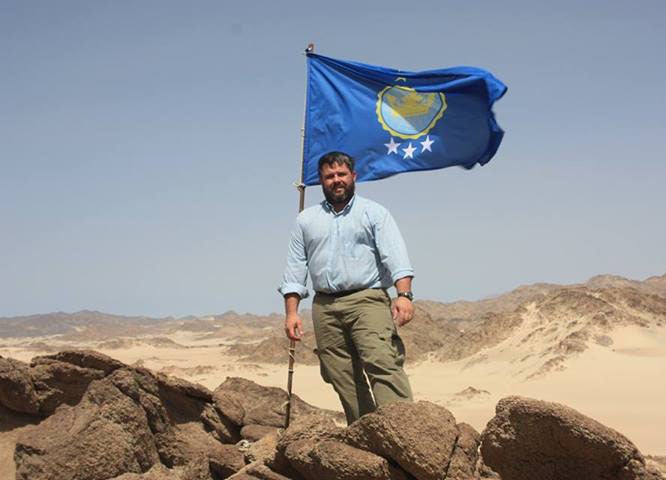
2,0,665,318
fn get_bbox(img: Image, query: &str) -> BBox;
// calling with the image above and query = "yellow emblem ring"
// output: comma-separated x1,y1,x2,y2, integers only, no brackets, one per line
376,85,447,140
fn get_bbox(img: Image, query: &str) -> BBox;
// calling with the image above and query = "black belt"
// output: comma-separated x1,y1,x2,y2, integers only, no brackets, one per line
315,287,380,298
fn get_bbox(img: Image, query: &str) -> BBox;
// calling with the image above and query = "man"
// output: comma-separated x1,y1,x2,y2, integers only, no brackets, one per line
278,151,415,424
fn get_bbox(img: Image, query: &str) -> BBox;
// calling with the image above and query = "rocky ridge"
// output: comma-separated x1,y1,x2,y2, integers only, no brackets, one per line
0,349,662,480
229,281,666,380
2,273,665,376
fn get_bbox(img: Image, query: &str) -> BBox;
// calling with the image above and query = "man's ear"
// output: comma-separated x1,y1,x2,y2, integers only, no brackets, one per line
352,171,357,182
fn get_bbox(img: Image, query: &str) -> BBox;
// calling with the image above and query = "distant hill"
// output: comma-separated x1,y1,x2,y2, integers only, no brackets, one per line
226,272,666,373
0,310,168,338
1,272,665,376
0,309,280,339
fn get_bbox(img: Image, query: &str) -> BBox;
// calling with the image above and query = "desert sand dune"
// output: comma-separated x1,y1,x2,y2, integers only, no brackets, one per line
1,273,664,456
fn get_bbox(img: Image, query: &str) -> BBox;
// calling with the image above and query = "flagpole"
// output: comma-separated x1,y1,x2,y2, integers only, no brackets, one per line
285,42,313,429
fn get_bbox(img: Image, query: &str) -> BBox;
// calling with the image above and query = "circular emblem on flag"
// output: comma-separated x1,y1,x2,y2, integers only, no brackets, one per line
376,86,447,139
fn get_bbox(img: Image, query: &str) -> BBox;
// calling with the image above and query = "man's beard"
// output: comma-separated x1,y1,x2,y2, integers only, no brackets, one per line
323,180,355,207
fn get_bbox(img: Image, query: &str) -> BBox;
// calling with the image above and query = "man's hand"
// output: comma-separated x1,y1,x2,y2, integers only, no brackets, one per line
285,312,303,341
391,296,414,327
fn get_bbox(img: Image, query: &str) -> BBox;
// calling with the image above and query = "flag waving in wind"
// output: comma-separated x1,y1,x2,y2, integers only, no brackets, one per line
302,53,507,186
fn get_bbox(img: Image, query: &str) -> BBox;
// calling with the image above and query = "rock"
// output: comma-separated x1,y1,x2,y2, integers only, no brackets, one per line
228,462,293,480
207,444,246,478
29,358,106,414
15,378,160,480
158,373,212,403
110,463,183,479
13,363,247,480
241,424,279,442
201,402,241,444
447,422,481,480
306,440,408,480
32,349,126,374
107,368,180,465
0,352,120,417
282,439,318,478
274,414,345,478
244,430,279,464
481,396,662,480
215,377,332,428
0,356,41,415
276,414,345,453
344,400,459,480
110,458,215,479
475,457,501,479
213,389,246,426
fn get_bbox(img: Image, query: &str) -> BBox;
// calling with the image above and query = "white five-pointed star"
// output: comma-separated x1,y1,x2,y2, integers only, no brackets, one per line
420,135,434,152
402,143,416,159
384,137,401,155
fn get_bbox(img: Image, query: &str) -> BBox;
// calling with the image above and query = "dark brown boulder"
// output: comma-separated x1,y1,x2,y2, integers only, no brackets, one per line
110,458,213,480
447,422,481,480
157,373,212,403
274,414,345,478
215,377,335,428
201,402,242,444
228,462,293,480
208,443,246,478
110,464,183,479
241,424,279,442
244,430,279,465
476,456,501,479
481,396,663,480
32,349,126,375
212,389,246,426
15,378,160,480
12,361,248,480
344,400,460,480
29,358,106,414
306,440,408,480
276,414,345,454
0,350,134,418
281,439,317,478
108,367,179,464
0,356,41,415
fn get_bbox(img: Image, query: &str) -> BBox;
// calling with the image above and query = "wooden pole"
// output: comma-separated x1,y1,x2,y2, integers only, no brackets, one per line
285,43,313,429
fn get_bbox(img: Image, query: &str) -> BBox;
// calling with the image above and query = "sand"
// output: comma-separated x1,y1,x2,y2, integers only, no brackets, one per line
1,323,664,456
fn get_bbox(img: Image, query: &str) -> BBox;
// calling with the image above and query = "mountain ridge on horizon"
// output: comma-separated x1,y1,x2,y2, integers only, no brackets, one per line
3,271,665,327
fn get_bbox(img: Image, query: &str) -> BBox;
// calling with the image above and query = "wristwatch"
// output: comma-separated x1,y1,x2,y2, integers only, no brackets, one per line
397,291,414,301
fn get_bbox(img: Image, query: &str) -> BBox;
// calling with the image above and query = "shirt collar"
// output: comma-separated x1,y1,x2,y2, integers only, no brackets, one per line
323,194,356,216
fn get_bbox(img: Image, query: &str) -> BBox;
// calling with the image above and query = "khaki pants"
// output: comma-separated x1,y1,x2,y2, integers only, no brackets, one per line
312,288,413,424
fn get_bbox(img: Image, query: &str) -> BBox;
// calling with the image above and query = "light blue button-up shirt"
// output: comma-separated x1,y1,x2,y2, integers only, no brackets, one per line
279,195,414,298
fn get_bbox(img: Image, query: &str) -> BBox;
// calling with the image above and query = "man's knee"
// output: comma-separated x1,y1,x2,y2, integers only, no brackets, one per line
357,332,406,371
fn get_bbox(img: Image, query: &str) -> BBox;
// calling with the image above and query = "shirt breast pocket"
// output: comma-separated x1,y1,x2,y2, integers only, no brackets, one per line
341,230,370,259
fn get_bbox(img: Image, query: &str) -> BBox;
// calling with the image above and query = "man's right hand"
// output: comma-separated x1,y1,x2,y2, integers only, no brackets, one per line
285,313,303,341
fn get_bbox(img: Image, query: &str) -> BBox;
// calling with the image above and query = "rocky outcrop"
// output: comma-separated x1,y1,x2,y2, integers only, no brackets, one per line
2,351,334,480
481,396,663,480
344,400,476,480
213,377,343,428
0,351,109,415
15,378,160,480
3,350,664,480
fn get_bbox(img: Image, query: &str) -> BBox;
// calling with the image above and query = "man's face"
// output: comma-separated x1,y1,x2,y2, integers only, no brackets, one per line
320,162,357,207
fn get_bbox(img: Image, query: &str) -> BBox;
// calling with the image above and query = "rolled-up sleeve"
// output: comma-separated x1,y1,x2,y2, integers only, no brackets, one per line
374,208,414,284
278,220,310,298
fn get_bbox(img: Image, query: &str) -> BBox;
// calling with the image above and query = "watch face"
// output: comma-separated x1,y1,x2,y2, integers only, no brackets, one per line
399,292,414,301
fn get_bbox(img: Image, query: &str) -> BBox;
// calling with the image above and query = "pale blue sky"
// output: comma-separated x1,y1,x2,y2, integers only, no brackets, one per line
1,0,665,317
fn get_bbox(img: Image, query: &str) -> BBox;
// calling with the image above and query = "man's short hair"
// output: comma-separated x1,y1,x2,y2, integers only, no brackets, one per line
318,151,355,175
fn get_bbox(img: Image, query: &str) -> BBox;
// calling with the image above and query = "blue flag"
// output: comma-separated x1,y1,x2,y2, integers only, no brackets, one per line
302,54,507,186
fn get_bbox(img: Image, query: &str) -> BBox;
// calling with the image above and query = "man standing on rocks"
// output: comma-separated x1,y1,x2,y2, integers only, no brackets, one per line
279,151,415,424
